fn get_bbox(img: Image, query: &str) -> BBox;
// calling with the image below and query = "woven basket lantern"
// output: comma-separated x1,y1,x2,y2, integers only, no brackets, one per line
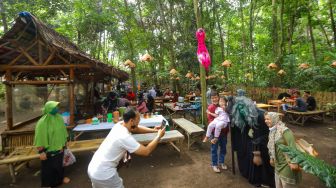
170,68,177,75
124,59,133,66
129,62,136,68
331,61,336,68
176,77,180,80
140,53,153,62
191,77,195,81
277,69,286,76
185,71,193,78
221,75,225,79
267,63,278,70
299,63,309,69
195,76,200,80
222,60,232,67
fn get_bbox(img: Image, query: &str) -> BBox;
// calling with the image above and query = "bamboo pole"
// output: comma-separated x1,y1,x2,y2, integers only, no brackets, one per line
69,68,75,126
193,0,207,126
5,71,13,130
0,64,91,70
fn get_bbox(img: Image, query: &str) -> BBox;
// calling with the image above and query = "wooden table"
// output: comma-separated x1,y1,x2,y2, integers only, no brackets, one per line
256,103,274,110
164,103,198,122
268,99,295,112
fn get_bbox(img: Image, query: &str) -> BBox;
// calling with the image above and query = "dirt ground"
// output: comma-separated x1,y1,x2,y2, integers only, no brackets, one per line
0,117,335,188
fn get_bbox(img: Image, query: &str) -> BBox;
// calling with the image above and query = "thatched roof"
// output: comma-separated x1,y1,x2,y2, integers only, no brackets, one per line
0,12,128,81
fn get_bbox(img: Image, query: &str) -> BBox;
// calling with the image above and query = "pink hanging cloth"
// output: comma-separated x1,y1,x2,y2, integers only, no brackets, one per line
196,28,211,71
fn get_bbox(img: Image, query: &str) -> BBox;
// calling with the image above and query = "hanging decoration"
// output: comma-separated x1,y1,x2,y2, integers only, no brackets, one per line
277,69,286,76
331,61,336,68
140,53,153,62
176,77,180,80
169,68,178,75
185,71,193,78
221,75,225,79
222,60,232,67
196,28,211,71
195,76,200,80
267,63,278,70
299,63,309,69
124,59,136,68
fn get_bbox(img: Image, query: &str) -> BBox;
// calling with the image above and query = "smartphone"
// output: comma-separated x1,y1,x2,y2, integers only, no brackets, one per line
161,120,167,129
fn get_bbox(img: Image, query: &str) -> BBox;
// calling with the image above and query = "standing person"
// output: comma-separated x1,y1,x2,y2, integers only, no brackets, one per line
34,101,70,187
137,92,148,114
146,95,155,113
102,92,119,113
206,92,229,173
304,91,317,111
163,88,171,98
203,97,230,144
88,109,165,188
118,92,129,107
148,87,157,98
265,112,302,188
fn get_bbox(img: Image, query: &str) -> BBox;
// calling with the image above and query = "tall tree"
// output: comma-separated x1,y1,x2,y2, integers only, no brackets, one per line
307,1,317,63
0,0,7,33
328,0,336,46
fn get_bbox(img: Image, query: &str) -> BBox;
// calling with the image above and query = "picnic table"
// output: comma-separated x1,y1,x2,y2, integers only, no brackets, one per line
0,130,184,183
256,103,274,110
268,99,295,112
164,103,198,122
73,115,168,140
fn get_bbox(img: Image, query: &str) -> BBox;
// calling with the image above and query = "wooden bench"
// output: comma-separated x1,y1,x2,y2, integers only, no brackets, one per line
0,130,184,183
172,118,204,150
285,110,326,126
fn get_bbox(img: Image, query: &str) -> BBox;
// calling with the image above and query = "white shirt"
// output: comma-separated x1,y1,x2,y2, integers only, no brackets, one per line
88,123,140,180
148,88,157,98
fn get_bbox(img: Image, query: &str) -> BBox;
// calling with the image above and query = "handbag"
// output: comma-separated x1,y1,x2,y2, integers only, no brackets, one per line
63,149,76,167
252,151,263,166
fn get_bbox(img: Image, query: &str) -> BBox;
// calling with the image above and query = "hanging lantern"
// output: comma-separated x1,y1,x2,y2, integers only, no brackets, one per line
267,63,278,70
221,75,225,79
195,76,200,80
191,77,195,81
299,63,309,69
124,59,133,66
277,69,286,76
129,62,136,68
140,53,153,62
185,71,193,78
176,77,180,80
170,68,177,75
331,61,336,68
222,60,232,67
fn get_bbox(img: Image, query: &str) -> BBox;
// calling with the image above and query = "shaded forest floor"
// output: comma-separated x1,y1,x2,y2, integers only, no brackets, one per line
0,117,335,188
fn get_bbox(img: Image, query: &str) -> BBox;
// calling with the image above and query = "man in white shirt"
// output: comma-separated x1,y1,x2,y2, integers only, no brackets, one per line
148,87,157,98
88,109,165,188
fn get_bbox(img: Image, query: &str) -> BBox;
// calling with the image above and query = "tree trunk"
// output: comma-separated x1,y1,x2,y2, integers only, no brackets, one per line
239,0,247,76
279,0,285,62
272,0,278,61
215,1,227,83
328,0,336,46
193,0,207,126
0,0,8,33
249,0,255,81
307,3,317,63
288,1,298,54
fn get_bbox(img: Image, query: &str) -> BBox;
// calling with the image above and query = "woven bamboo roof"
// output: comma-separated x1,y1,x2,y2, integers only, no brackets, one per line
0,12,128,81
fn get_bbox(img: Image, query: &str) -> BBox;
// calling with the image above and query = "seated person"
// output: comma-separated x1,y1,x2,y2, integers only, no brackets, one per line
277,91,291,100
304,91,317,111
171,90,179,103
118,92,129,107
102,91,119,113
155,85,163,97
163,88,171,98
137,93,148,114
282,91,307,112
126,89,136,101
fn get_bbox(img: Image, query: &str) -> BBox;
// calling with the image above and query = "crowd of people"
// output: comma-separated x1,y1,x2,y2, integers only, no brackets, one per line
33,85,316,188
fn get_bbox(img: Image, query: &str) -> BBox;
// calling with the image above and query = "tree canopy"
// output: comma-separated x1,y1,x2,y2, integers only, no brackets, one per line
1,0,335,91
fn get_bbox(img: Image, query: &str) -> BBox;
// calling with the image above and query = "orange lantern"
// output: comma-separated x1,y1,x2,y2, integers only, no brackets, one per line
195,76,200,80
170,68,177,75
124,59,133,66
277,69,286,76
185,71,193,78
140,53,153,62
331,61,336,68
267,63,278,70
221,75,225,79
176,77,180,80
299,63,309,69
222,60,232,67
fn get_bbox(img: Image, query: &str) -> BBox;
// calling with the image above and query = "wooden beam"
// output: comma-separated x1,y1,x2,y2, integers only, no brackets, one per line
9,40,38,65
57,54,71,64
42,49,56,65
5,71,13,130
38,39,43,64
0,64,92,70
8,41,37,66
69,68,75,126
5,80,71,85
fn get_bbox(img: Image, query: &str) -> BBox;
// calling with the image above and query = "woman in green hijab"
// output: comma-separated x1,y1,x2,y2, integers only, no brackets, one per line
34,101,70,187
265,112,301,188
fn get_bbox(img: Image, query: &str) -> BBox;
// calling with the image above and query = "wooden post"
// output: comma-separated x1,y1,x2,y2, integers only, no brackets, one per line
38,39,43,64
69,68,75,126
5,71,13,130
193,0,207,126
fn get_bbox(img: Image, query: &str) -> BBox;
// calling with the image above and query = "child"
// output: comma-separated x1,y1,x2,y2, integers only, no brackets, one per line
203,97,230,144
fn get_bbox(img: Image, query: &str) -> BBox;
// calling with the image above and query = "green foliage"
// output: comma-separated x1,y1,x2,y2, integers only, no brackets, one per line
0,0,335,91
279,144,336,188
